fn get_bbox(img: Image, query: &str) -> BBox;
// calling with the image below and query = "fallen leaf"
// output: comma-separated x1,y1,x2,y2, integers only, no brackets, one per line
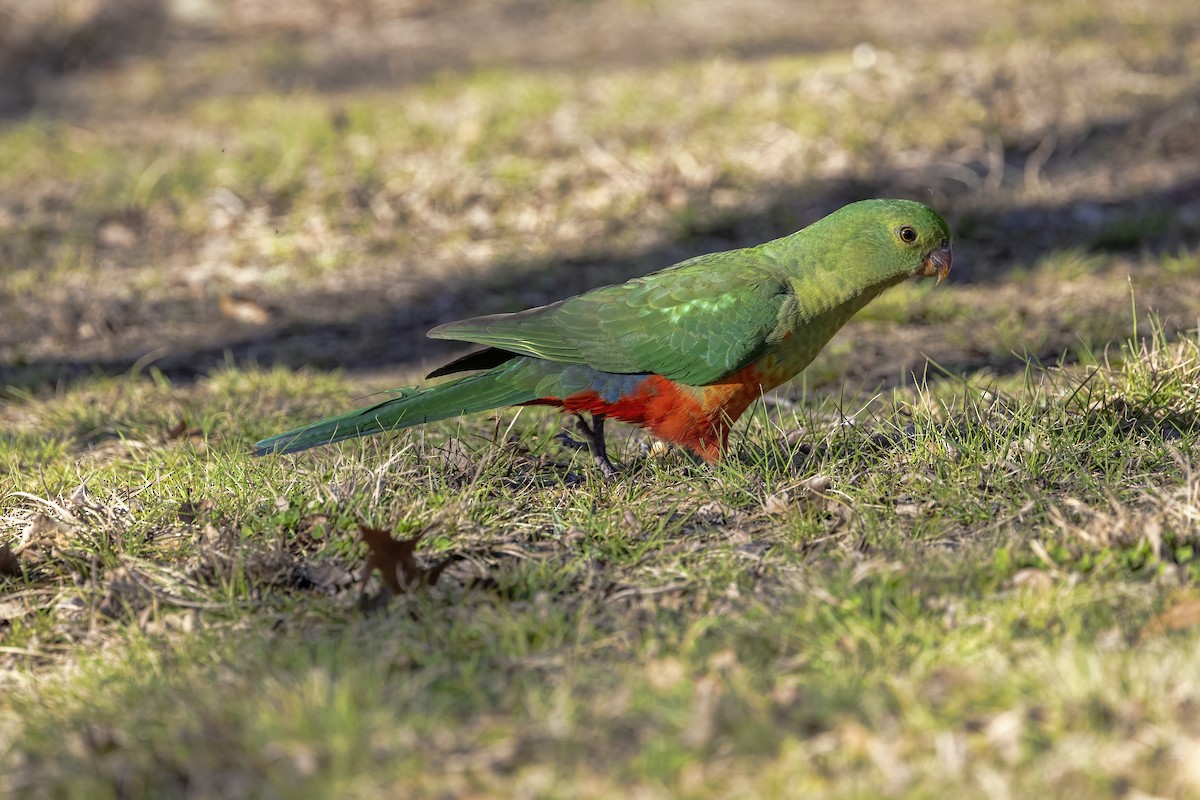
359,524,456,595
0,543,21,579
202,522,222,546
164,418,202,442
762,492,791,515
177,497,215,525
646,440,672,459
557,526,585,547
177,501,199,524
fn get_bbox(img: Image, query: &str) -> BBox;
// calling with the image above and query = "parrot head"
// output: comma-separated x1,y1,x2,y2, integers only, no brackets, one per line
882,198,952,284
821,198,953,286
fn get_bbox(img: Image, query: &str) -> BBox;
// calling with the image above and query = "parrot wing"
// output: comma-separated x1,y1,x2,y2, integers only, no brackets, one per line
428,251,793,385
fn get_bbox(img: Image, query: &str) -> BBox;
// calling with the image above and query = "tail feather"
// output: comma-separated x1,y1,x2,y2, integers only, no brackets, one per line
253,369,539,456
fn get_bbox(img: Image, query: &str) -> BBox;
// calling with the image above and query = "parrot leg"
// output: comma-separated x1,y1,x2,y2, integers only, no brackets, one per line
556,413,619,479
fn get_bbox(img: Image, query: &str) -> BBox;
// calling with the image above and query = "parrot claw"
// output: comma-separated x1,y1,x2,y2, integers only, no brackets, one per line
557,414,620,480
554,432,589,450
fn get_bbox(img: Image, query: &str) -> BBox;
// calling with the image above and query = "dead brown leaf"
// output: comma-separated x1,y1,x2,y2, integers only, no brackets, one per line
164,418,202,442
762,492,791,516
177,493,216,525
177,501,199,525
0,543,21,579
359,524,456,595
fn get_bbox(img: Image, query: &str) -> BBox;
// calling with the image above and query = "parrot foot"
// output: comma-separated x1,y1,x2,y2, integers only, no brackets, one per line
556,414,619,480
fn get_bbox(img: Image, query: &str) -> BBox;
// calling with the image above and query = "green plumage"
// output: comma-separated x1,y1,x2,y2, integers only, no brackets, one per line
427,198,950,384
428,254,787,384
254,199,952,459
254,368,536,455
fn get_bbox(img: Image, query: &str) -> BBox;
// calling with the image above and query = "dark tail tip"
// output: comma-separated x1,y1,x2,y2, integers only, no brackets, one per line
426,347,517,379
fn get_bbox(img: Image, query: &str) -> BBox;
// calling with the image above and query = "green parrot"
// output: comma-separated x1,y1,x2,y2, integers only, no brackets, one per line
255,198,952,476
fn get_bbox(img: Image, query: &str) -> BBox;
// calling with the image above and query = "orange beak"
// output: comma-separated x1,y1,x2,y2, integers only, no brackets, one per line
921,241,953,285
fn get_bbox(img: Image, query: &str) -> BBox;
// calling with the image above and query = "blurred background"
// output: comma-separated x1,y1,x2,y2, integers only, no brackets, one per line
1,0,1198,394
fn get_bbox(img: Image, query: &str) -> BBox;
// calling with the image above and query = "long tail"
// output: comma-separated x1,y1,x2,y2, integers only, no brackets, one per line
253,368,541,456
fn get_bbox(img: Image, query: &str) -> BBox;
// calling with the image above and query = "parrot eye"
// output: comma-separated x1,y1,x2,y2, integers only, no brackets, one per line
897,225,918,244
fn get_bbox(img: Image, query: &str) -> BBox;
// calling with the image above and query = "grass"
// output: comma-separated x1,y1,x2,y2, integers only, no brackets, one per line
5,323,1200,798
3,0,1200,796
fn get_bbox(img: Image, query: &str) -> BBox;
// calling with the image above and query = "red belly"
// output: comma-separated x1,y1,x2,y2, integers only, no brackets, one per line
524,362,768,461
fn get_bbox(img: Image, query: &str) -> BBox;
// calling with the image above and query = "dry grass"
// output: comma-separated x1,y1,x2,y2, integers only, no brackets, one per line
3,0,1200,797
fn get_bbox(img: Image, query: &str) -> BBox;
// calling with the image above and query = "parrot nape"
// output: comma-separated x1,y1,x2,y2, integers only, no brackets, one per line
254,198,952,477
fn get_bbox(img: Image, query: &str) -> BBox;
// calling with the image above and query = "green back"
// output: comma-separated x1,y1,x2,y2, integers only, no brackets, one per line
429,199,950,385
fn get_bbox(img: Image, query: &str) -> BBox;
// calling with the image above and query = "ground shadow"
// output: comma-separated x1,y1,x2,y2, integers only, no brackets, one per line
3,164,1197,393
1,22,1197,392
0,0,169,118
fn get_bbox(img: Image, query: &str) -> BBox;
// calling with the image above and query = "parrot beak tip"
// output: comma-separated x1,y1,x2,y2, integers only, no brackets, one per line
923,242,952,285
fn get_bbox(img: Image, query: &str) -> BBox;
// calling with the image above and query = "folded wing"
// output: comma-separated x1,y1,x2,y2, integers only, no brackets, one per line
428,251,792,385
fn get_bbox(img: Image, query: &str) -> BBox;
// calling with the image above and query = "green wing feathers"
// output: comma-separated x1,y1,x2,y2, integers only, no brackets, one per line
253,369,539,455
429,252,792,385
254,199,952,459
